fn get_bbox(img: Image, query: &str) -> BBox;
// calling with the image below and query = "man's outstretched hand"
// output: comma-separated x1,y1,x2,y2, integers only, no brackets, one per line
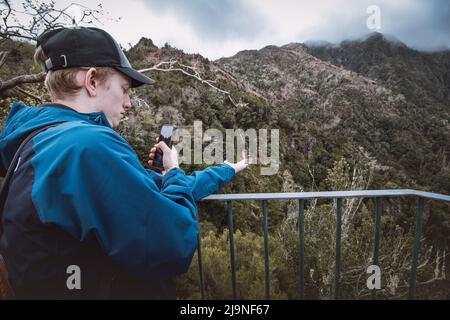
224,150,249,174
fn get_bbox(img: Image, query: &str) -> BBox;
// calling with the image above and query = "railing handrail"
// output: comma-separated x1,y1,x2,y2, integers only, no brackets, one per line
202,189,450,202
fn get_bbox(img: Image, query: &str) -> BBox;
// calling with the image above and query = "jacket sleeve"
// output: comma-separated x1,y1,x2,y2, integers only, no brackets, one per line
32,126,198,280
146,164,236,201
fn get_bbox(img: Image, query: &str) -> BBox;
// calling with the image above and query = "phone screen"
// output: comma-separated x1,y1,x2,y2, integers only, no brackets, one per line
158,125,176,149
160,125,175,139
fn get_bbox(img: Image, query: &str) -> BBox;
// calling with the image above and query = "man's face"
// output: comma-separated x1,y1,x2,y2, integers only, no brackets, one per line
96,72,132,128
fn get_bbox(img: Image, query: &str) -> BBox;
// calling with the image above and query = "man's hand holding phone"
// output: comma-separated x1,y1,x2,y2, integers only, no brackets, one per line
148,124,178,174
148,142,179,175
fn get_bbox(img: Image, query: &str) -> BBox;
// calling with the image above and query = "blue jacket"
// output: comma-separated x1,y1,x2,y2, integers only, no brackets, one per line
0,101,235,299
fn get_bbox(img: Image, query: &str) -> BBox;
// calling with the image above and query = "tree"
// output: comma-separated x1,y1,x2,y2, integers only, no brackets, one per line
1,0,107,42
0,0,110,96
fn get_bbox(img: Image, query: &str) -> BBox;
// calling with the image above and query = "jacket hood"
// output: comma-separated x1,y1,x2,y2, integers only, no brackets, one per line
0,101,111,176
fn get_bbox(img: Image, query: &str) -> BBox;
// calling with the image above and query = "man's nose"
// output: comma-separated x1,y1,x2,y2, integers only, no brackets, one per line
124,94,132,109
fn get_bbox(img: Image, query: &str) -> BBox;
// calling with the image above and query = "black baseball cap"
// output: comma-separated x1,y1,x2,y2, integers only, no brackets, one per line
36,27,155,88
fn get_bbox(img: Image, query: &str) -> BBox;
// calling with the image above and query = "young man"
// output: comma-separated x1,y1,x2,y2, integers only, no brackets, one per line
0,27,247,299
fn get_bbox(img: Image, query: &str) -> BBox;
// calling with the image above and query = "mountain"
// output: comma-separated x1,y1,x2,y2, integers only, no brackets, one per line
305,32,450,105
217,35,450,195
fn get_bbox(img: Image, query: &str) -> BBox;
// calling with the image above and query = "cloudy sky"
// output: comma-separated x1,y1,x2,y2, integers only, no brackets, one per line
20,0,450,59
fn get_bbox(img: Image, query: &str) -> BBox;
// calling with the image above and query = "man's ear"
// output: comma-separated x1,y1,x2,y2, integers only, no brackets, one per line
84,67,98,97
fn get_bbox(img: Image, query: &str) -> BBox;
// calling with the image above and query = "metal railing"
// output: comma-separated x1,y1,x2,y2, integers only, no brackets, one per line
197,189,450,300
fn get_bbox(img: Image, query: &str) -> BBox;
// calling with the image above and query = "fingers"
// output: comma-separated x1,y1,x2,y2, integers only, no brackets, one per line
244,150,249,164
238,149,250,164
148,147,157,160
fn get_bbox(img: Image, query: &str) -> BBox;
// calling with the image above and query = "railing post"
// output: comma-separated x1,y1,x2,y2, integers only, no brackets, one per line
262,200,270,300
197,229,206,300
371,197,382,300
334,198,342,300
227,200,237,300
298,199,305,300
409,197,425,300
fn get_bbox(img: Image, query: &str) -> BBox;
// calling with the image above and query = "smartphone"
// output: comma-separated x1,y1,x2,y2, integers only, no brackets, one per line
152,125,176,172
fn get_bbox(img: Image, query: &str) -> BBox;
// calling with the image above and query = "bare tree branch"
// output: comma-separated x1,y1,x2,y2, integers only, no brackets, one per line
140,60,230,95
13,85,42,102
0,72,45,92
0,0,109,42
0,51,9,68
139,60,249,108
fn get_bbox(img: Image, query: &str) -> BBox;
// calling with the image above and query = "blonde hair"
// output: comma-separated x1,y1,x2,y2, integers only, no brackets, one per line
34,46,119,100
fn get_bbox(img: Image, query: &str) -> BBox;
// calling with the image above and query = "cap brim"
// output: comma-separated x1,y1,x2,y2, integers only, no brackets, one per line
115,66,155,88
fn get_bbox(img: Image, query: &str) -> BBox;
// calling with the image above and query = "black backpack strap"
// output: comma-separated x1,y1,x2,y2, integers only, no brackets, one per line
0,122,65,236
